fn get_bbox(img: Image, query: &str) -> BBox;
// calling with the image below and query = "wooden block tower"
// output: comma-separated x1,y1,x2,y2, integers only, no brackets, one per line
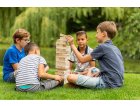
55,34,71,77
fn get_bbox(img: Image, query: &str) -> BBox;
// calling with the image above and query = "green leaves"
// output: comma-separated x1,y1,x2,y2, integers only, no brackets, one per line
7,7,95,47
115,8,140,59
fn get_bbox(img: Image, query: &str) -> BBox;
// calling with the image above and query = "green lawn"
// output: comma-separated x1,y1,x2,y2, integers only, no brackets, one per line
0,66,140,100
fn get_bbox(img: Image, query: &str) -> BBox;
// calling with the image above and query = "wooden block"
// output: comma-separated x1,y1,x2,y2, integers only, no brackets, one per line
56,33,71,75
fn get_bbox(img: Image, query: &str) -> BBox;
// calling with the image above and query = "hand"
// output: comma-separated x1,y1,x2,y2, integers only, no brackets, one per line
86,69,100,77
54,75,63,82
65,35,74,45
91,71,100,77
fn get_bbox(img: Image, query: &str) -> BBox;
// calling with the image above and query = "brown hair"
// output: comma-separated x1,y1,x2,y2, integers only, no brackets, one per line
24,42,39,55
13,29,31,44
97,21,117,39
76,31,87,38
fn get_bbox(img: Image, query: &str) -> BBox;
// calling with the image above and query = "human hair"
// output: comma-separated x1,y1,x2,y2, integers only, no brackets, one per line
24,42,39,55
97,21,117,39
13,28,31,44
76,31,87,38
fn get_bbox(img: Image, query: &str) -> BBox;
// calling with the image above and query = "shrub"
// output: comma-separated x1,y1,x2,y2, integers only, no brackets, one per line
0,49,6,66
40,47,56,68
114,9,140,59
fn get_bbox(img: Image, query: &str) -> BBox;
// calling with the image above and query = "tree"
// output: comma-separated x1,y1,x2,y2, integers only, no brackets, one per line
114,8,140,59
10,7,95,47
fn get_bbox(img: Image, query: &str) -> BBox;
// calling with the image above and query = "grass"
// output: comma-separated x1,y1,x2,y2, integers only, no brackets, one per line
0,66,140,100
124,59,140,74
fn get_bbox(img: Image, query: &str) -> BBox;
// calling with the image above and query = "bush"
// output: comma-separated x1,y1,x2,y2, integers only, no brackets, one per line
40,47,56,68
114,9,140,59
0,49,6,66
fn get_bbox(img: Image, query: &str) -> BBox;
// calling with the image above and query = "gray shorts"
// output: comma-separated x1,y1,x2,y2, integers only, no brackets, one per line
76,75,106,89
16,79,59,92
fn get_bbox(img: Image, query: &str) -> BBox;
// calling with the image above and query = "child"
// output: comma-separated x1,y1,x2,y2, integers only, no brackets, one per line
69,31,95,75
66,21,124,89
15,42,64,92
3,29,31,83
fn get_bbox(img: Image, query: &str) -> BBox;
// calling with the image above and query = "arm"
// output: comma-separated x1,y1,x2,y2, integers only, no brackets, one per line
12,63,19,71
66,36,93,63
38,64,63,82
44,65,49,72
80,61,95,75
89,60,96,67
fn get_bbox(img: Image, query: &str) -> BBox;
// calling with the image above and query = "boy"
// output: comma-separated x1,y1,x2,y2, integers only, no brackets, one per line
3,29,31,83
66,21,124,88
69,31,95,75
15,42,64,92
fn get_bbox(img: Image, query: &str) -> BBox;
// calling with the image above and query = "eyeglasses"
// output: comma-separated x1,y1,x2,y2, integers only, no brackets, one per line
22,39,30,43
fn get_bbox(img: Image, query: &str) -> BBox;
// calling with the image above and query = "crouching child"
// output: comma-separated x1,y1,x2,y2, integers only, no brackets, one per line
15,42,63,92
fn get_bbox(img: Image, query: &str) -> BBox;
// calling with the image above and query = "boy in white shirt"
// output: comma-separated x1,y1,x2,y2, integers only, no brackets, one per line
69,31,95,75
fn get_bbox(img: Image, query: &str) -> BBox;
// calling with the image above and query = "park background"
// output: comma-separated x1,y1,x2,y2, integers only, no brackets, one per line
0,7,140,99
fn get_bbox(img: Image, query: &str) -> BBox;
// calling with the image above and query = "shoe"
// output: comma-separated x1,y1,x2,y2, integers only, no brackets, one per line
59,79,64,86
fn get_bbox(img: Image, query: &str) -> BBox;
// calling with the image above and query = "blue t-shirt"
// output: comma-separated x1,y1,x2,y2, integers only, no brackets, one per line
3,45,26,81
90,40,124,88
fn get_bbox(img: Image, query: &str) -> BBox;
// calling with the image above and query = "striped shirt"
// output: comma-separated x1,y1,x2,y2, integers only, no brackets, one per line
16,54,47,86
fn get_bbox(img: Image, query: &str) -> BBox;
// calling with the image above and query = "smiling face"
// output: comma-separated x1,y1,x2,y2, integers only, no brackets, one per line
76,34,88,48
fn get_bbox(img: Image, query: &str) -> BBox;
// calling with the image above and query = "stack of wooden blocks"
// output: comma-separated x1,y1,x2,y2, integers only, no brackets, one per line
55,34,71,77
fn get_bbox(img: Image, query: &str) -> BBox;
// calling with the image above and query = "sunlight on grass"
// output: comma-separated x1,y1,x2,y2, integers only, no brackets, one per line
0,66,140,100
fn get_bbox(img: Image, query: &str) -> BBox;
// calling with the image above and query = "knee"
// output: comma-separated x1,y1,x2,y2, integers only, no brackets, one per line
67,74,73,83
67,74,77,83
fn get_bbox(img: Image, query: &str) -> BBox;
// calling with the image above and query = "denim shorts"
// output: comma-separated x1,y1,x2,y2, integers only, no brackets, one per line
76,74,106,89
6,72,15,83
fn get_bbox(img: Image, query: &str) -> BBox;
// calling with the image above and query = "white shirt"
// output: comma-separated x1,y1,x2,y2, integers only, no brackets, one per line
69,46,94,72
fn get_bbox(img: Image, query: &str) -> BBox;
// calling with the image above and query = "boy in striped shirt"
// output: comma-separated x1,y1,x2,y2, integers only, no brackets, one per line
15,42,63,92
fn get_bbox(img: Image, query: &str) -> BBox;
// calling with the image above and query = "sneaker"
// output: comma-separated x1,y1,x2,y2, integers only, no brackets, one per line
59,79,64,86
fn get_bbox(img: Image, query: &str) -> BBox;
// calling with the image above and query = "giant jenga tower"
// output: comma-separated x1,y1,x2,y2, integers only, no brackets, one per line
55,34,71,77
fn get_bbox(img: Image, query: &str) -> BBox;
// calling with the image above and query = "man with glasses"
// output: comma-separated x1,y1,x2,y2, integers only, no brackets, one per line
3,29,31,83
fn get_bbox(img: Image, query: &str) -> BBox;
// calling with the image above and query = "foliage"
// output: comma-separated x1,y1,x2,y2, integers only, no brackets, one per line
0,49,6,65
10,7,95,47
114,8,140,59
101,7,125,21
1,7,140,60
0,8,25,38
40,47,56,68
1,7,126,47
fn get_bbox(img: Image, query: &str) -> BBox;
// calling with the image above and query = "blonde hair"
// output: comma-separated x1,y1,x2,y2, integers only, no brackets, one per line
97,21,117,39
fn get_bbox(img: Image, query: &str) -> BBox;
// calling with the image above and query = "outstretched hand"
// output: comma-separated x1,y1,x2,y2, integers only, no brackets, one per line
65,35,74,45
